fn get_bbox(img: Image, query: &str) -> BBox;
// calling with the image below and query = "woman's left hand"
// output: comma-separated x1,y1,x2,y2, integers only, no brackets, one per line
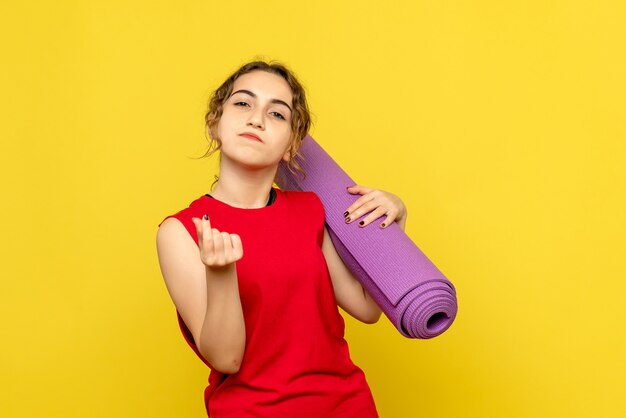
344,185,408,230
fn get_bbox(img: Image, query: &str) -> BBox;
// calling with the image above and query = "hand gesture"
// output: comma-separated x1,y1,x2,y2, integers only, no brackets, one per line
344,185,408,230
191,214,243,269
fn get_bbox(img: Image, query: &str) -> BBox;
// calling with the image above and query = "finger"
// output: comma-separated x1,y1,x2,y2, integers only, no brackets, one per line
193,214,211,241
221,231,232,263
347,192,377,214
202,213,212,229
346,184,374,195
345,195,378,222
192,218,205,255
202,217,216,255
211,228,224,264
357,207,389,228
230,234,243,260
379,213,395,229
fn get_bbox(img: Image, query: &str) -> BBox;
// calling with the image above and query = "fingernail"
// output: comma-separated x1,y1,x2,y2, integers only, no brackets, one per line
381,222,386,228
345,217,351,223
359,221,364,226
203,214,208,220
343,211,349,217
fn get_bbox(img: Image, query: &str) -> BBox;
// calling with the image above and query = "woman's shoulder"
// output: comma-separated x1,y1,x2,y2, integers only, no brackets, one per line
278,189,325,223
156,195,209,246
158,195,205,226
278,188,323,205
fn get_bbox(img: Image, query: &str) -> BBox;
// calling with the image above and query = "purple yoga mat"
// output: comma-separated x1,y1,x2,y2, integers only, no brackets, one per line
275,134,458,338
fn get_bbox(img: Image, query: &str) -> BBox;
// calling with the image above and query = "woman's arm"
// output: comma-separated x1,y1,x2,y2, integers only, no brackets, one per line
156,218,246,374
322,185,408,324
322,225,382,324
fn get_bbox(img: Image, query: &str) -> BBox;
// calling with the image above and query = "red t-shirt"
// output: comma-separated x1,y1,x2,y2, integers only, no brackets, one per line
158,187,379,417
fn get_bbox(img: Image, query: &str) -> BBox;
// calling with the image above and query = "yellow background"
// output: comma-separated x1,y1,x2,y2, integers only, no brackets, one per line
1,1,624,417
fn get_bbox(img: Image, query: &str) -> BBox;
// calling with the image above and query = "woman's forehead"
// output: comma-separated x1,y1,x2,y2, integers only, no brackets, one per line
232,71,293,104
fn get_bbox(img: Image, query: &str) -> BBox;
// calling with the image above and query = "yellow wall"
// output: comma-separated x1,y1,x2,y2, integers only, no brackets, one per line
1,1,624,417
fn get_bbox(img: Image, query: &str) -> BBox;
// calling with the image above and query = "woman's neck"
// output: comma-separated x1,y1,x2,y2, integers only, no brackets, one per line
210,159,278,209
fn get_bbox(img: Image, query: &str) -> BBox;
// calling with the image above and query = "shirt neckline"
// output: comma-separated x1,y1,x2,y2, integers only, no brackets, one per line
201,187,282,212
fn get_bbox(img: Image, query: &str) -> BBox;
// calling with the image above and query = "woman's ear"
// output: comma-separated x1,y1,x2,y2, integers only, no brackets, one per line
282,142,293,162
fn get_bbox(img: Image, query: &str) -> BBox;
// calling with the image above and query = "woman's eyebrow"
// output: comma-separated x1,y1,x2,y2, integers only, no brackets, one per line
230,89,292,112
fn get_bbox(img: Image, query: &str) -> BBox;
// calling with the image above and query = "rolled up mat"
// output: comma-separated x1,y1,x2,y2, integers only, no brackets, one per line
275,134,458,339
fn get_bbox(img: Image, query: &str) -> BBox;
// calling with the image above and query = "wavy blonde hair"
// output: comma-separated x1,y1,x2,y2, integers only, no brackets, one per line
197,59,312,189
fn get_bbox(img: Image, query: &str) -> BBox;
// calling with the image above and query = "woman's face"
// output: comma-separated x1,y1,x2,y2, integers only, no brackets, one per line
217,70,294,170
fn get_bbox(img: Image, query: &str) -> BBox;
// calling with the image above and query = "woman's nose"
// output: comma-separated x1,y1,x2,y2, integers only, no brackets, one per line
247,109,264,129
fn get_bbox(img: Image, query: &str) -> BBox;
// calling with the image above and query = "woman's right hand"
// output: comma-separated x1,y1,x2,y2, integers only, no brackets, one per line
191,214,243,269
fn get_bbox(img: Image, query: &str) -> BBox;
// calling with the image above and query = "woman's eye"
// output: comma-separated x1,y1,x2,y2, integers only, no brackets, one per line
234,101,249,107
271,111,286,120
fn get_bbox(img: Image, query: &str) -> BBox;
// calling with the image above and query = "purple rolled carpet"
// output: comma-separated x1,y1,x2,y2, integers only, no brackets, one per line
275,134,458,339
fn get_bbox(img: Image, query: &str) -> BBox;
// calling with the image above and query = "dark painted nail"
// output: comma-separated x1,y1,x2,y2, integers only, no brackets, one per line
203,214,208,220
345,217,351,223
359,221,364,226
343,211,349,217
381,223,386,228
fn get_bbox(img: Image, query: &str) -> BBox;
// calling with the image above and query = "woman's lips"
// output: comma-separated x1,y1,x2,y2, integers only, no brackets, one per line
239,133,262,142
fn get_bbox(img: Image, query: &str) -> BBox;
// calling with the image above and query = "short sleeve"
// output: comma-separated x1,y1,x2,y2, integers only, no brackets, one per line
157,211,199,246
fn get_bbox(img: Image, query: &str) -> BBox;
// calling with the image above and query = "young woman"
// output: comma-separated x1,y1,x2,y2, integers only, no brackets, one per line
156,60,408,417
